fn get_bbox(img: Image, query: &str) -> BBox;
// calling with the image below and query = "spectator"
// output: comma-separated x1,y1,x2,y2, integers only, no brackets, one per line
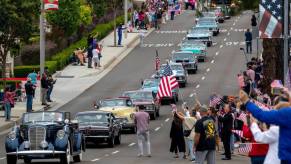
3,87,14,121
218,103,233,160
134,10,139,28
170,112,186,159
245,29,253,54
25,78,34,112
47,75,56,102
87,42,93,68
27,70,38,97
92,48,100,69
194,105,216,164
208,107,220,151
251,15,257,27
96,43,103,66
247,65,256,83
41,73,49,106
74,48,85,66
170,4,175,20
117,24,126,46
133,106,151,157
239,90,291,164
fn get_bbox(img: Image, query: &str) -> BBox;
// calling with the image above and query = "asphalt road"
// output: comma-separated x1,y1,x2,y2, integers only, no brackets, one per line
0,10,256,164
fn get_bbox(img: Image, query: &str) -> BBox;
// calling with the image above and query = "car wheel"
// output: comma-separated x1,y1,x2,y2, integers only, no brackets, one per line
115,133,121,145
6,155,17,164
108,136,114,148
24,157,31,164
60,141,71,164
73,144,82,162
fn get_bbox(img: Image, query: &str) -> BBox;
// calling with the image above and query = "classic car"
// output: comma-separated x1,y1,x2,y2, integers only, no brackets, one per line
75,111,122,147
180,40,207,62
95,97,137,133
187,28,213,47
196,18,220,36
159,63,188,88
171,51,198,74
141,78,179,104
122,90,160,120
5,111,85,164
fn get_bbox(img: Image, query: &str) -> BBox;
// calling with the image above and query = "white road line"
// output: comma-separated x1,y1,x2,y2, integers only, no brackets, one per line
165,118,170,122
155,127,161,131
233,23,236,26
231,27,233,30
189,93,194,97
105,154,110,157
201,76,205,80
0,157,6,160
196,84,200,89
91,158,100,162
220,45,223,48
227,32,230,36
112,150,119,154
128,143,136,147
206,68,210,72
211,60,214,64
215,52,219,56
224,38,227,41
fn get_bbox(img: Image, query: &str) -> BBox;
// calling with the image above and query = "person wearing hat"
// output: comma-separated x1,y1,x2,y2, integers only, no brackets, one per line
194,105,216,164
25,78,35,112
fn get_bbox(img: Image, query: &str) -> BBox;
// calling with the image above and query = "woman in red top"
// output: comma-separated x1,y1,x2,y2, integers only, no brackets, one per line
243,123,269,164
4,87,14,121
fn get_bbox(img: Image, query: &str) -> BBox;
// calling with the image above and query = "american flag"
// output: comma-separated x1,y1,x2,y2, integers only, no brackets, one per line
155,50,160,71
238,143,252,153
237,112,247,123
232,130,244,138
157,75,179,99
162,63,173,76
259,0,283,38
209,94,222,107
253,100,270,111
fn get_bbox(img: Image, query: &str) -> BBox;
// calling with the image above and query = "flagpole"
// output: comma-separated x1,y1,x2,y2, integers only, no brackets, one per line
40,0,45,102
283,0,288,85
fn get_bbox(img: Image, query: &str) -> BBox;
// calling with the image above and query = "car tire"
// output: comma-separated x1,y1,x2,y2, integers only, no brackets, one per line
115,133,121,145
60,141,71,164
108,136,115,148
73,144,82,162
24,157,31,164
6,155,17,164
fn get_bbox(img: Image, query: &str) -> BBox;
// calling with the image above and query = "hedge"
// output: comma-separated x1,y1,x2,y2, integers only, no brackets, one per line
0,80,22,90
14,15,125,77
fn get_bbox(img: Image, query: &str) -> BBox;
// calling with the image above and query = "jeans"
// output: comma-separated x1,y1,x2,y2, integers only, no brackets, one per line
47,87,53,101
171,11,175,20
88,57,92,68
4,102,11,121
250,156,266,164
26,94,33,112
195,150,215,164
186,139,195,160
246,41,252,53
118,34,122,45
41,88,48,104
137,131,151,156
222,133,231,159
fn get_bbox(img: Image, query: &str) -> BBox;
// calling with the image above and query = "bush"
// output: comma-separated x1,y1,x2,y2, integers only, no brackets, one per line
0,80,22,91
14,61,58,77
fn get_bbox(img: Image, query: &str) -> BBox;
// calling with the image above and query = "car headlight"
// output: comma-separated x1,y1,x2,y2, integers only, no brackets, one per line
40,141,48,148
57,130,65,139
8,131,16,140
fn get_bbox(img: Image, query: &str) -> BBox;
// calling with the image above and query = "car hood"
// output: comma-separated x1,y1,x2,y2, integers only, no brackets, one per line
79,122,109,129
99,107,135,117
172,70,185,76
132,99,153,105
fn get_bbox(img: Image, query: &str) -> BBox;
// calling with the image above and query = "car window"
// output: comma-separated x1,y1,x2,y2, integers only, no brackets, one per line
76,113,109,123
23,112,63,123
124,92,153,100
143,80,159,88
101,99,126,107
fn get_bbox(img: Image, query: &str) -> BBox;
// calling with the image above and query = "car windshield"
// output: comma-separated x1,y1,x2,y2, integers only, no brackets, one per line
123,91,153,100
160,64,183,71
76,113,109,124
181,41,206,48
143,79,159,88
100,99,132,107
202,12,216,17
23,112,63,123
197,22,216,26
189,29,209,34
173,53,194,60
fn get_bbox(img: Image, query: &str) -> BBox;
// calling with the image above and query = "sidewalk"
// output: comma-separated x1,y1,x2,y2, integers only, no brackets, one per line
0,27,154,132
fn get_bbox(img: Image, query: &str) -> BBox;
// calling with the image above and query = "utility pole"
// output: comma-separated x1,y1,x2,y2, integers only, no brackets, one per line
124,0,128,39
283,0,289,85
40,0,46,102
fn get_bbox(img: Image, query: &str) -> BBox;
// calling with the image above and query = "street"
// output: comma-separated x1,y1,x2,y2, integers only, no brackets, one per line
0,10,254,164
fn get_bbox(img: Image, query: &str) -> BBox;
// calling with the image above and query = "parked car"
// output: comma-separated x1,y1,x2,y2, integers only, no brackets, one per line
141,78,179,104
122,90,160,120
158,63,188,88
171,51,198,74
75,111,122,148
180,40,207,62
5,111,85,164
196,18,220,36
94,97,136,133
187,28,213,47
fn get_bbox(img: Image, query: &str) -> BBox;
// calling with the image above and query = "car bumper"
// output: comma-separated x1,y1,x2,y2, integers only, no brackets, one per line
7,150,66,155
121,122,135,129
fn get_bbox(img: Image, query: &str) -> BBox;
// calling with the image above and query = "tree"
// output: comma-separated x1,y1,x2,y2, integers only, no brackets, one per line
80,5,93,25
87,0,107,18
46,0,81,40
0,0,39,86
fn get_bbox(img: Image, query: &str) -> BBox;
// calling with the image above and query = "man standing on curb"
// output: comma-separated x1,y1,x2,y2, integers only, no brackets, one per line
133,106,151,157
25,78,34,112
194,105,216,164
245,29,253,54
41,73,48,106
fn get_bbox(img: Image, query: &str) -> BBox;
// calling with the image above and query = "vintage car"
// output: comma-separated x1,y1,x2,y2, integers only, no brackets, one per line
180,40,207,62
159,63,188,88
171,51,198,74
75,111,122,147
122,90,160,120
187,28,213,47
95,97,136,133
5,111,85,164
196,18,220,36
141,78,179,104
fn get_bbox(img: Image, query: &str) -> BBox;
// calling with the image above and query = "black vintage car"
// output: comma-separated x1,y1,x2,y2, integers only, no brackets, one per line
5,111,85,164
75,111,122,148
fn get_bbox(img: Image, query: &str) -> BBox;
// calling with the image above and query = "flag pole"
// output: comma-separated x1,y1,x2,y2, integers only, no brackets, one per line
283,0,289,85
40,0,45,103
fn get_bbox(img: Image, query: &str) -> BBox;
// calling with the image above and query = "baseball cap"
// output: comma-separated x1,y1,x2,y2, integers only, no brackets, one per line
199,105,208,113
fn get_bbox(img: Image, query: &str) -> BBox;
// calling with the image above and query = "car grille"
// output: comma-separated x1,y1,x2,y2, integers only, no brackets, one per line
29,126,46,150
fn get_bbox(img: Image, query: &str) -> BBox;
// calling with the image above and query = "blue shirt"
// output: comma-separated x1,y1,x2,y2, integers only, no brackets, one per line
246,101,291,162
245,32,252,42
27,72,38,85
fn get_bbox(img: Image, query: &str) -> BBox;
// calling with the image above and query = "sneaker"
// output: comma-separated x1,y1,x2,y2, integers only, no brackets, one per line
147,154,152,157
137,154,143,157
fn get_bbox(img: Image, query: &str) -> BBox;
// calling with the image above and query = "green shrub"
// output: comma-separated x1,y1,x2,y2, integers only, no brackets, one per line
0,80,22,91
14,61,58,77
